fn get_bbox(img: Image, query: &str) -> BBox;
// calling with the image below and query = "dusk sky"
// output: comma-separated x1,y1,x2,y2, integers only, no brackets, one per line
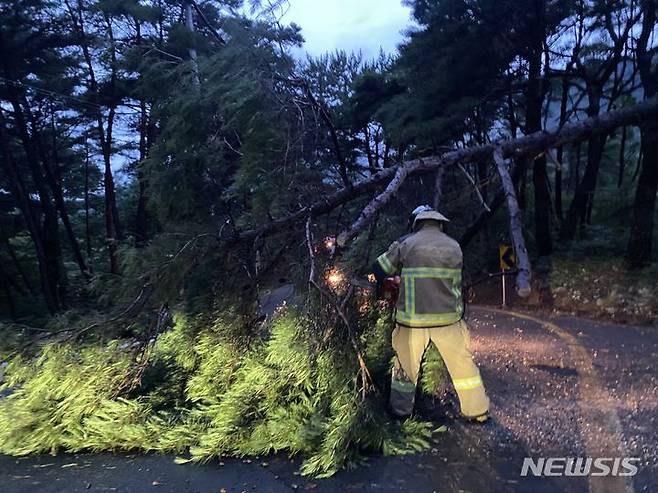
279,0,414,58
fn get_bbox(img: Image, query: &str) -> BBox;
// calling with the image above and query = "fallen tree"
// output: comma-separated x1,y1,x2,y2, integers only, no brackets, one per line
236,97,658,245
493,148,532,296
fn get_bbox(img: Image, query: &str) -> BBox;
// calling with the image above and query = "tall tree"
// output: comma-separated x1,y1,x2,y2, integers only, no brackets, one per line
0,109,61,313
0,0,84,311
560,0,638,240
64,0,124,274
524,0,553,256
626,0,658,267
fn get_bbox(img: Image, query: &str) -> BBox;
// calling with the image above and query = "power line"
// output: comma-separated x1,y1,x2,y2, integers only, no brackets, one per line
0,76,140,117
0,76,103,111
0,76,143,149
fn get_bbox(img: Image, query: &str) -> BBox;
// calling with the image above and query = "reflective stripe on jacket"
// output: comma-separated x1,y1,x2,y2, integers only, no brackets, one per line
375,223,463,327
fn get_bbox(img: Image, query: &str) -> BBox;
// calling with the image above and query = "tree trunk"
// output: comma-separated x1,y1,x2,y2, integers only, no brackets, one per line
555,74,570,222
23,96,89,275
555,149,563,221
103,137,122,275
494,148,532,296
4,237,36,295
84,145,92,263
66,0,121,274
0,265,18,319
135,178,149,247
103,14,122,275
626,0,658,267
617,126,627,188
477,161,489,204
134,20,149,248
626,121,658,267
185,0,200,88
1,86,65,307
135,99,149,247
525,16,552,256
433,164,445,210
515,157,528,209
570,142,582,193
0,111,60,312
364,125,374,171
560,86,607,240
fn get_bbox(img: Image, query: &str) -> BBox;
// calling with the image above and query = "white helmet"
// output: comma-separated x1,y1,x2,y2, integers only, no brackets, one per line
412,207,450,229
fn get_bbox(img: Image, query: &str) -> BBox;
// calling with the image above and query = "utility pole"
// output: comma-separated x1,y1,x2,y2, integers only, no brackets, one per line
185,0,200,88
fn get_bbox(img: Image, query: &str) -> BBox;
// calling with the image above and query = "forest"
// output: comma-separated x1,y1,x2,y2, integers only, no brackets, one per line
0,0,657,479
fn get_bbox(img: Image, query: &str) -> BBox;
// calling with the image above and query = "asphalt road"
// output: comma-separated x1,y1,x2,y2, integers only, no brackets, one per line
1,306,656,493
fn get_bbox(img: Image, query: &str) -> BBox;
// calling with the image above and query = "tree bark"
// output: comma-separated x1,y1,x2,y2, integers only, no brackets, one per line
338,162,414,246
133,19,149,248
185,0,200,89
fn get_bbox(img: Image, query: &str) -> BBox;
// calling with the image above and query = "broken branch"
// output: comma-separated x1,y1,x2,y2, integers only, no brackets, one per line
458,163,491,212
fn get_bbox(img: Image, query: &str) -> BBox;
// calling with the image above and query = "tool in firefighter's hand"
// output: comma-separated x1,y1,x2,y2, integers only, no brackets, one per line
350,274,400,304
380,275,400,303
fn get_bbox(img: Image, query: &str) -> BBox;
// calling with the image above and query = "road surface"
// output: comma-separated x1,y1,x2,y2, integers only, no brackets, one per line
1,306,656,493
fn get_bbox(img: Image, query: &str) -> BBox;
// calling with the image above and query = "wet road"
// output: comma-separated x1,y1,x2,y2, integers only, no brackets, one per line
1,306,656,493
464,306,657,493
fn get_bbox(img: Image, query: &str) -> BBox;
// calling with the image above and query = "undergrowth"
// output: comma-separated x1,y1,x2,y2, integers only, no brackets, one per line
531,258,658,324
0,308,445,477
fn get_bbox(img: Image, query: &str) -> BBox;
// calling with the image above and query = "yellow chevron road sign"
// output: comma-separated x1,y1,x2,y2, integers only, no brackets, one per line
499,244,516,271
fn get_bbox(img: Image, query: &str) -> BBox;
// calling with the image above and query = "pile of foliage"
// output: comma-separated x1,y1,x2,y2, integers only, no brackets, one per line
0,308,446,477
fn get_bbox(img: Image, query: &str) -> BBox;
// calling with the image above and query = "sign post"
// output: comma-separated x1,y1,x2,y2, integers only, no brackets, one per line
499,244,516,307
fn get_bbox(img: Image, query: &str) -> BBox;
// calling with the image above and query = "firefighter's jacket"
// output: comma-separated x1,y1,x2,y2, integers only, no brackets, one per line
373,223,463,327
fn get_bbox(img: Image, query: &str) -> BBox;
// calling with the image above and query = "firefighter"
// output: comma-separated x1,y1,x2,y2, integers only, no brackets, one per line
372,207,490,423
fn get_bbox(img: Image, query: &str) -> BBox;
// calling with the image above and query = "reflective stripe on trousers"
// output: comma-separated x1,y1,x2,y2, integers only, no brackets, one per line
389,320,489,418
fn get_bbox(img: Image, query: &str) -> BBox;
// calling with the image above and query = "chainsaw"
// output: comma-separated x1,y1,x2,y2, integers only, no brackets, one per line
350,275,400,303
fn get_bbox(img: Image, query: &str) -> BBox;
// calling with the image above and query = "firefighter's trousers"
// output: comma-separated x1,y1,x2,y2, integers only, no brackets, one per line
389,320,489,418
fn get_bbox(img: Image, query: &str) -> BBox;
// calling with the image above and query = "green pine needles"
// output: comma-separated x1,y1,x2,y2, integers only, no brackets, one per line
0,310,445,477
